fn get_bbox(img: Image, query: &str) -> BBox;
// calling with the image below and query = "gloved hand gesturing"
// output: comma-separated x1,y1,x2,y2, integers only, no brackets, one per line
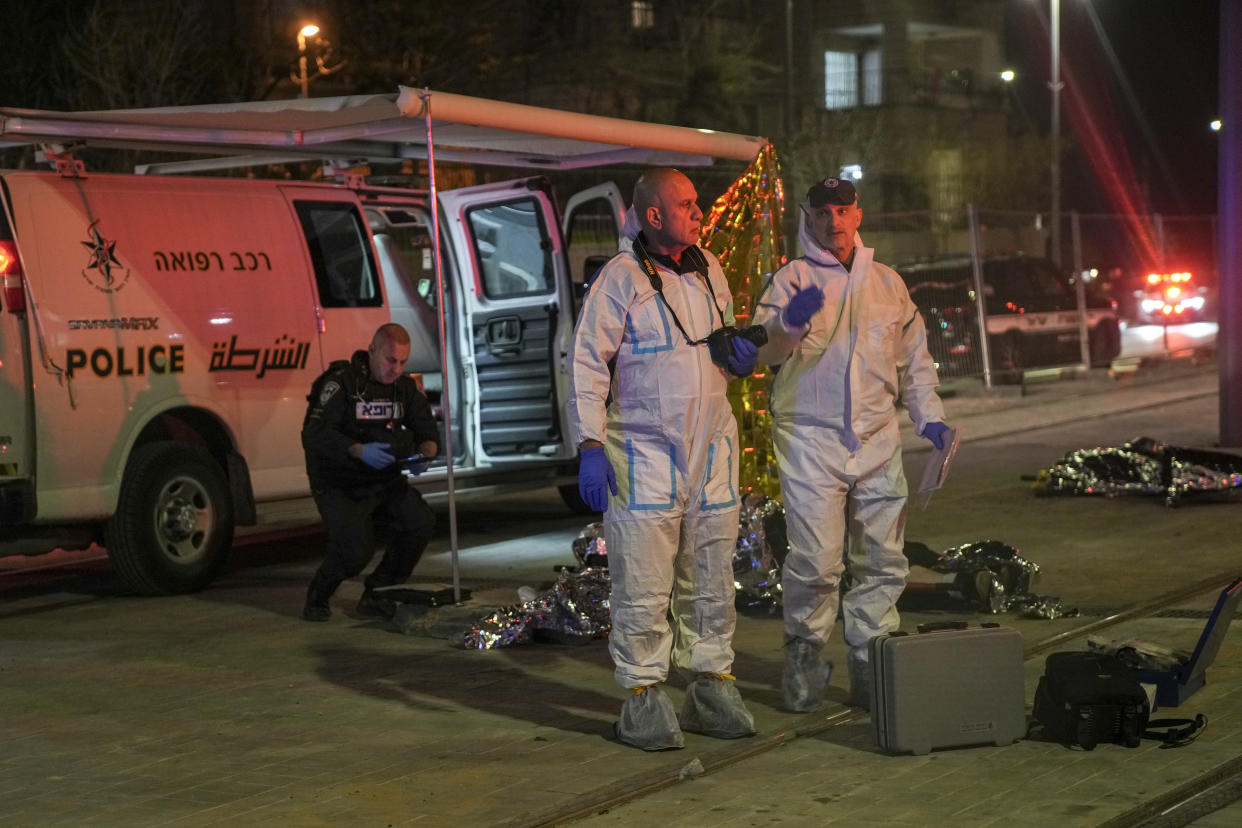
359,442,396,469
727,335,759,377
578,446,618,513
922,422,952,451
783,285,825,327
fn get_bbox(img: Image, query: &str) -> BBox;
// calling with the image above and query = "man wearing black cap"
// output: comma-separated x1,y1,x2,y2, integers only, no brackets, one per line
753,177,953,712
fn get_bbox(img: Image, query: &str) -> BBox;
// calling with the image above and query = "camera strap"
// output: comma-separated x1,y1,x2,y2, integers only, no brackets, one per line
631,234,727,346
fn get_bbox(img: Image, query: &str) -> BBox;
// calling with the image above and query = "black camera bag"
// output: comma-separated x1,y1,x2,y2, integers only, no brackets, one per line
1033,651,1150,750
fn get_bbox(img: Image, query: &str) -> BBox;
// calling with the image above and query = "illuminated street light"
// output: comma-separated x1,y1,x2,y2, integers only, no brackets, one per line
1211,119,1222,132
297,24,320,98
292,23,344,99
1000,69,1016,83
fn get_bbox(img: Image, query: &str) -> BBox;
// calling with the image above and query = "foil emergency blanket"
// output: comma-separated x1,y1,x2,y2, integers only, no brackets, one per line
461,525,611,649
460,566,611,649
905,539,1077,619
1032,436,1242,506
464,495,792,648
732,493,788,611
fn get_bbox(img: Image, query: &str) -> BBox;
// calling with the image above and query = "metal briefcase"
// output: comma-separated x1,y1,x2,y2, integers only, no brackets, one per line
870,621,1026,755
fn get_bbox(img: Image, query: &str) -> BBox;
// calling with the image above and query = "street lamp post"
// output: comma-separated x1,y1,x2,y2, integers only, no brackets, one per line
297,24,320,99
1049,0,1062,265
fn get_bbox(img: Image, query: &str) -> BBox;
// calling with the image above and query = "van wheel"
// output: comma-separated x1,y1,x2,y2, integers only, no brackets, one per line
1090,322,1121,366
993,333,1024,384
104,442,234,595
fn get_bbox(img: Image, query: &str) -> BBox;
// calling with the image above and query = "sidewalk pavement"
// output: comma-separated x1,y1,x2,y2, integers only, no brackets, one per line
1,355,1238,827
905,355,1223,453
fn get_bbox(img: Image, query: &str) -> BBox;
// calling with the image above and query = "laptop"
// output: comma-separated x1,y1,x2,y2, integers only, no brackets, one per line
1135,577,1242,707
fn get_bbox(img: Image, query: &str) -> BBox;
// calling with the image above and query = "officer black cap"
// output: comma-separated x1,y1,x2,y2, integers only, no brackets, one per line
805,177,858,207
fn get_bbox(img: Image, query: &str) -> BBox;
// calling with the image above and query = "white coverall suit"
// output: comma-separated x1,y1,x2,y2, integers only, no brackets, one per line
754,221,945,660
568,237,741,690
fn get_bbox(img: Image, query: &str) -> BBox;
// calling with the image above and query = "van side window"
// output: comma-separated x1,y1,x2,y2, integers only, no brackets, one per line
565,197,619,286
294,201,382,307
370,209,438,305
1026,259,1074,299
466,198,554,299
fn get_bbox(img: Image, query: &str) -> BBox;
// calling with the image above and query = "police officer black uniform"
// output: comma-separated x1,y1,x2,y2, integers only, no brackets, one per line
301,323,438,622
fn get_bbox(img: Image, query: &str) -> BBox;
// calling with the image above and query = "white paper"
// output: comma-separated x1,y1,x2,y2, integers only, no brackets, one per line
917,425,962,508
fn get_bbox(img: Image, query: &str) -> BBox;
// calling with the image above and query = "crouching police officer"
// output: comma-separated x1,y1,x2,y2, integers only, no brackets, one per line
301,323,439,622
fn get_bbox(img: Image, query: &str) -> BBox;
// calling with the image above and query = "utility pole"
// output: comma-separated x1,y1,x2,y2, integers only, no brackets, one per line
1049,0,1063,266
1221,1,1242,445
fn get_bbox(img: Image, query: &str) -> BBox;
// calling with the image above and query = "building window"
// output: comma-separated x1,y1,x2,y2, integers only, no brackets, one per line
862,48,883,105
824,50,857,109
631,1,654,29
825,48,884,109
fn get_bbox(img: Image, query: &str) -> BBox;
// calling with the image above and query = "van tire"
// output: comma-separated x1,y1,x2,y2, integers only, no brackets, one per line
992,332,1024,384
1090,321,1121,366
105,442,234,595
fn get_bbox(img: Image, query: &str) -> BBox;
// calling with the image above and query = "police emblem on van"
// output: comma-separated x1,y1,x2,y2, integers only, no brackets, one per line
80,219,131,293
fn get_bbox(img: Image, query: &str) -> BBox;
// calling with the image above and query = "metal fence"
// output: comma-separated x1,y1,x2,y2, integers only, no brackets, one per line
861,206,1218,386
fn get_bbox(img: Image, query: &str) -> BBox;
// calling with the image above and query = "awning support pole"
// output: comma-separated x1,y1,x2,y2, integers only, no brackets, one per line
420,87,462,603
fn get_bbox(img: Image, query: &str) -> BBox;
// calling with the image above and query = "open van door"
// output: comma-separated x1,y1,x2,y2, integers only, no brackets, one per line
438,177,574,464
562,183,626,321
361,197,466,464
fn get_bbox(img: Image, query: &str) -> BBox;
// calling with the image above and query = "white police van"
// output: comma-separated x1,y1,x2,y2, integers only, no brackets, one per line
0,90,765,593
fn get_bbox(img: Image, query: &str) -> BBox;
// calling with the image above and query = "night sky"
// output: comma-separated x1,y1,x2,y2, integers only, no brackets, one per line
1008,0,1221,217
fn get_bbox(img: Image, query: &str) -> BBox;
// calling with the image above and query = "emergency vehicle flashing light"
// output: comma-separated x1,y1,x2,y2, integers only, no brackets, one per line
1140,271,1203,318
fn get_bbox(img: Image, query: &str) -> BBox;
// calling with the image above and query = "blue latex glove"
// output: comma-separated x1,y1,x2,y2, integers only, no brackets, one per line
783,285,825,327
727,335,759,377
401,454,429,475
578,446,618,512
359,442,395,469
922,422,952,450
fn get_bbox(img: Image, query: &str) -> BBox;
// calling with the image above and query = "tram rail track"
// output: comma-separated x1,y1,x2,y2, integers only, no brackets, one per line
524,569,1242,828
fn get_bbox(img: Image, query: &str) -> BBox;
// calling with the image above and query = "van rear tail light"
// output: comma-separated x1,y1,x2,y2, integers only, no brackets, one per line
0,241,25,313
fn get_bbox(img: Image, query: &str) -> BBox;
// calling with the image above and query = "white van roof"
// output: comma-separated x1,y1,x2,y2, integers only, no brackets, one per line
0,86,767,174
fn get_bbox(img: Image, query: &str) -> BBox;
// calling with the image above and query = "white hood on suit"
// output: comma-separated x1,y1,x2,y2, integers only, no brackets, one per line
754,210,945,451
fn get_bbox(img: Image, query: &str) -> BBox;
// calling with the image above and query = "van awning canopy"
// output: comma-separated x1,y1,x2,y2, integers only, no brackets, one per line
0,87,767,174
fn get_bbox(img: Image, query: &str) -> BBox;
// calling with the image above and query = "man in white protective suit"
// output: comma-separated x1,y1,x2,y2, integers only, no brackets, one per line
753,177,952,713
567,168,759,751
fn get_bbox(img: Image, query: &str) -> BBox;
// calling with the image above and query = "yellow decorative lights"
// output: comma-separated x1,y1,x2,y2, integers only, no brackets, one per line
700,144,786,498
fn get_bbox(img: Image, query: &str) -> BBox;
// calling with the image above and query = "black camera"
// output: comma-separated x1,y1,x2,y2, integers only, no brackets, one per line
705,324,768,376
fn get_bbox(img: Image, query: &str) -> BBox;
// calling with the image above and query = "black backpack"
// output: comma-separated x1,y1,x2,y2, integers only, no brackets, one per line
1033,651,1205,750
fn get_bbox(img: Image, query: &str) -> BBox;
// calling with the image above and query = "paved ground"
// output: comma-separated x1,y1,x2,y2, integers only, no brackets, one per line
2,353,1239,827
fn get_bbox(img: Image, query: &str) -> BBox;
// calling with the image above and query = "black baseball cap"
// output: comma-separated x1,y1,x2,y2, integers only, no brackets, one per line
805,177,858,207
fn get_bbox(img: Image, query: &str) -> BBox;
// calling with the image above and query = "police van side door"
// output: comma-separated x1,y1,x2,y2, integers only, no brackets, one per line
437,178,572,463
361,199,466,465
280,187,389,371
562,182,626,321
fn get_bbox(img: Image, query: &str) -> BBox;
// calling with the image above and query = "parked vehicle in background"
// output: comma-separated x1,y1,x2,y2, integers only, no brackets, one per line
1132,271,1209,324
896,253,1122,381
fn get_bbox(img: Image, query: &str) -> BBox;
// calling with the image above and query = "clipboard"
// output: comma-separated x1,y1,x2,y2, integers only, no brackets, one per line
916,425,962,508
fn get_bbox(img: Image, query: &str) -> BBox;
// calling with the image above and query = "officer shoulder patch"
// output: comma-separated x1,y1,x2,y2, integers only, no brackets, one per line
318,380,341,405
